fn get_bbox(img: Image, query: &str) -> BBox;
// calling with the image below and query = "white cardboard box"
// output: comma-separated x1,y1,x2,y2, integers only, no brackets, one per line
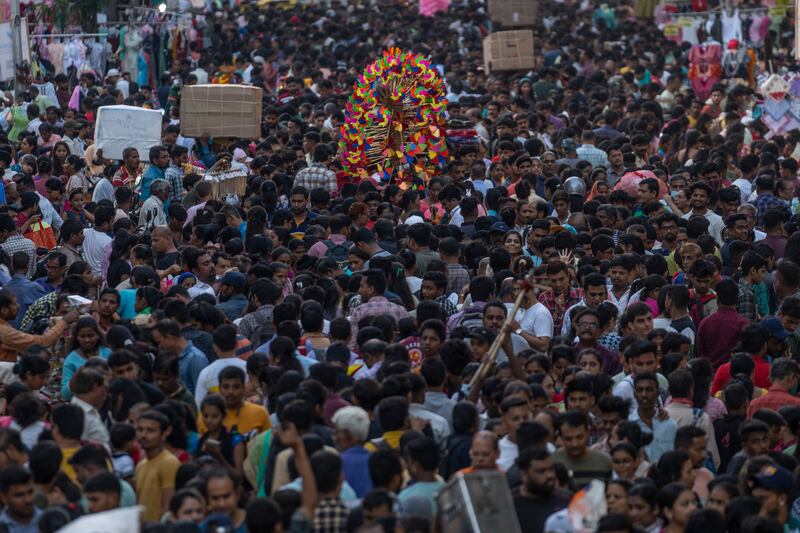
93,105,163,161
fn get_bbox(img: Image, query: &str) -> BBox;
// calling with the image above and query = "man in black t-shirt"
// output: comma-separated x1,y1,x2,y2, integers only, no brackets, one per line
513,448,571,533
152,226,180,270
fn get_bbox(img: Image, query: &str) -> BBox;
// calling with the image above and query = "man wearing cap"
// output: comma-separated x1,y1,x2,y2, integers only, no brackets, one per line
762,317,791,359
216,272,248,322
243,55,264,85
466,325,496,364
751,463,796,529
106,68,131,98
748,358,800,417
556,138,580,168
293,144,337,198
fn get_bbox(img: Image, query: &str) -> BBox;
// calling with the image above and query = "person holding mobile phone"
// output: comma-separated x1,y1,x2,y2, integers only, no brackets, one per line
198,394,245,476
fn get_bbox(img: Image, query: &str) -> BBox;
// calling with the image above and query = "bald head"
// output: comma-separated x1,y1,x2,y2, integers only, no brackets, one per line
469,430,499,470
151,226,177,254
472,430,498,449
152,226,171,238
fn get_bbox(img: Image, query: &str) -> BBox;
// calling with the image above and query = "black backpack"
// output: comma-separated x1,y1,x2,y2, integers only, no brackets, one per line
323,239,352,265
453,306,484,331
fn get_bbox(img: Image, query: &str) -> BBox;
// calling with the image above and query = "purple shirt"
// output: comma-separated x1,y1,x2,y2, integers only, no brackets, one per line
324,392,351,426
573,342,622,375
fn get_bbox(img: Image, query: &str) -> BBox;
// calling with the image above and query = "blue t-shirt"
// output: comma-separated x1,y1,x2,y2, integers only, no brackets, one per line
118,288,137,320
398,481,446,514
61,346,112,399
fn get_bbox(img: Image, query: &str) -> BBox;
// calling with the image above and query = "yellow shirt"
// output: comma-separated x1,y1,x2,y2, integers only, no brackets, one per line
135,449,181,522
60,447,78,482
364,430,404,452
197,401,271,435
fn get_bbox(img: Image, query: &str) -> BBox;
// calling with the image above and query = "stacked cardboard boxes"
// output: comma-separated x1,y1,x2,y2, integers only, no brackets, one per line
489,0,536,27
482,30,535,73
180,84,263,139
483,0,535,73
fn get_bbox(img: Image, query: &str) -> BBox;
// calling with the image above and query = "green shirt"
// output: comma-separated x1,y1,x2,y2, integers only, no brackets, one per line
552,449,612,489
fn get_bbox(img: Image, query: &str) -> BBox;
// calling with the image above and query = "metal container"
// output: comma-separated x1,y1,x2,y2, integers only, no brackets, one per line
437,471,522,533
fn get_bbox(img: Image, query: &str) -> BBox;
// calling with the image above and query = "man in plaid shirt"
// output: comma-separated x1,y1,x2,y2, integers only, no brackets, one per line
311,451,350,533
163,145,188,205
575,130,609,169
439,237,470,296
349,269,407,351
737,251,768,322
294,144,338,198
752,175,790,227
538,260,583,334
421,271,457,318
0,215,36,278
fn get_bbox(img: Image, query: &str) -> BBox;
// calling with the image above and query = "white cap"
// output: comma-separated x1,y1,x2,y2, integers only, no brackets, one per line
233,147,252,163
106,68,120,78
404,215,424,225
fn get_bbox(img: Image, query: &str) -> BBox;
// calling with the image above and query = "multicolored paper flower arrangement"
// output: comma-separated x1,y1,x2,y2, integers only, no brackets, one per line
339,48,449,185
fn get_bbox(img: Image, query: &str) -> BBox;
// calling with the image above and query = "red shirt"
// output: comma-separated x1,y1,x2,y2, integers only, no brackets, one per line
695,307,750,369
711,354,771,395
748,385,800,417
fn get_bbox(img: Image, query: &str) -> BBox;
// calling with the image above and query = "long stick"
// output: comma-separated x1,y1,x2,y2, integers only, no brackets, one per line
469,287,527,389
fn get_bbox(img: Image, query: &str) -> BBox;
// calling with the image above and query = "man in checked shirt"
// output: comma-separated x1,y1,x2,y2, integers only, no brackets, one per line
294,144,338,198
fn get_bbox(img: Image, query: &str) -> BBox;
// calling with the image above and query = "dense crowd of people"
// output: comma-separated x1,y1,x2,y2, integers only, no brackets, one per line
0,0,798,532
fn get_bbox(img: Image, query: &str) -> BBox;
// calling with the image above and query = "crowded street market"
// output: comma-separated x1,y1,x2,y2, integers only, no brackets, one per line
0,0,795,531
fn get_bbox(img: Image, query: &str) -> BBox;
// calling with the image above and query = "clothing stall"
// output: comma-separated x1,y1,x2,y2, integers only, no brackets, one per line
657,1,796,90
27,7,206,89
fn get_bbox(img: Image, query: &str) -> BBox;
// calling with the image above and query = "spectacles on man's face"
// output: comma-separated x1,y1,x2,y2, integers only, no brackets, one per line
577,322,599,330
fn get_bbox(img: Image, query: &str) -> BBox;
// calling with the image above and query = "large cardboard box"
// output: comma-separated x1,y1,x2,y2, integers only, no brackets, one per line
489,0,536,28
93,105,163,161
180,84,263,139
483,30,535,72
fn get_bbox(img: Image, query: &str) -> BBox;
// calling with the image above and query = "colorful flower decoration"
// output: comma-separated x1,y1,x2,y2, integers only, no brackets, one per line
338,48,449,185
212,73,232,85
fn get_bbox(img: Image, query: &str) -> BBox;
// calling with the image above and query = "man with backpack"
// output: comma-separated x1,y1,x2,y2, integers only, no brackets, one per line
447,276,496,334
308,213,352,265
237,279,282,345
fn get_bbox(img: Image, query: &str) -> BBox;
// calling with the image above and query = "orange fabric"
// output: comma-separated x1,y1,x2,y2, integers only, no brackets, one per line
24,222,57,250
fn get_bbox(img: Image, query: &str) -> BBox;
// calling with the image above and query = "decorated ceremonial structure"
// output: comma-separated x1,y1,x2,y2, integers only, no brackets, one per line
339,48,449,186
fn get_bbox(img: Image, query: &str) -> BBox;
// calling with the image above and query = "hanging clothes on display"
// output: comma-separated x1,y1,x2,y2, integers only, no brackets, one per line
120,26,143,79
749,14,772,45
138,51,149,87
88,38,113,78
47,42,65,74
705,14,723,42
720,8,743,44
688,41,722,101
723,40,749,79
63,38,87,75
681,18,704,46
